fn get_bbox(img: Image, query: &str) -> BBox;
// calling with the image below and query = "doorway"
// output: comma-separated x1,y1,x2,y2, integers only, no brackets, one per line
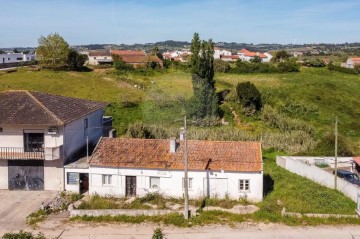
80,173,89,194
125,176,136,197
8,160,44,190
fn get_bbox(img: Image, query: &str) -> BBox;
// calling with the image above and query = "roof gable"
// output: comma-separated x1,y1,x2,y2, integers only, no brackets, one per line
89,138,262,172
0,90,108,126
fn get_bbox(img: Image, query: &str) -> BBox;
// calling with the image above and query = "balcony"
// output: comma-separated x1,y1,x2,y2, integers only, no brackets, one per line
0,146,63,160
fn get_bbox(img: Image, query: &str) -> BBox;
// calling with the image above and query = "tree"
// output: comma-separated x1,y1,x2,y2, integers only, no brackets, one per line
67,49,88,71
354,64,360,74
250,55,262,63
36,33,70,69
187,33,219,125
214,59,230,73
236,81,262,116
273,50,291,62
13,48,20,53
0,50,5,54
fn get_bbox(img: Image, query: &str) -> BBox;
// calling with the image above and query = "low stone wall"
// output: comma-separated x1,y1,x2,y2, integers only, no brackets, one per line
70,209,182,217
281,207,357,219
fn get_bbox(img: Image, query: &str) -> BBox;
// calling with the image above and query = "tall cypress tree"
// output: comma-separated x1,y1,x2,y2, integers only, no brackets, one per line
188,33,219,125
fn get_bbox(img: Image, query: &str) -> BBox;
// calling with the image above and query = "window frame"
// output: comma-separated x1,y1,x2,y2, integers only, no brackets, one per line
102,174,112,185
182,177,193,190
149,176,160,189
239,179,250,192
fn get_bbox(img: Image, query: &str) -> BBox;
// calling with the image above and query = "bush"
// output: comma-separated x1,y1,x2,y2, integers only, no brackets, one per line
2,231,46,239
302,58,326,67
152,228,166,239
231,60,278,74
114,60,134,71
315,133,353,156
354,64,360,74
214,59,230,73
236,81,262,115
328,63,357,74
277,59,300,72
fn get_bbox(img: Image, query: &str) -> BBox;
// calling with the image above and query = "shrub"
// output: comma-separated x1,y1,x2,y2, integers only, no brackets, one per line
152,228,166,239
2,231,46,239
302,58,326,67
315,133,353,156
328,63,357,74
214,59,230,73
277,59,300,72
236,81,262,115
354,64,360,74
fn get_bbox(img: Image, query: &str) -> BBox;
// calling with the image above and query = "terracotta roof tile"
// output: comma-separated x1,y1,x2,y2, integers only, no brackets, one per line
111,50,146,56
89,51,112,57
0,90,108,126
89,138,262,172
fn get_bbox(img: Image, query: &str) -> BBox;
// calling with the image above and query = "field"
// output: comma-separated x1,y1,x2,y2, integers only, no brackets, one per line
2,66,360,154
2,66,360,225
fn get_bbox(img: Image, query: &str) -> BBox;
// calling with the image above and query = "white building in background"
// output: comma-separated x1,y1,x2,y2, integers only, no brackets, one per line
238,49,273,62
214,47,232,59
65,138,264,202
0,90,109,191
343,57,360,69
87,51,113,65
0,53,36,64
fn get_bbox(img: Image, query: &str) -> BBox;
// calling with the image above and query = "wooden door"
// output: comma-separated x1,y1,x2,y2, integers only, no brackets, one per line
125,176,136,197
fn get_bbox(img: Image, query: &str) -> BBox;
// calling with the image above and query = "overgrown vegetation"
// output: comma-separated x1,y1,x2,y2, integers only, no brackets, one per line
236,81,262,115
2,231,46,239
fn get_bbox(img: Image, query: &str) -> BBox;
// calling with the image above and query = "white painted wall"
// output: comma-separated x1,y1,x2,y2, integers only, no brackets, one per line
64,167,89,193
277,156,360,202
0,125,64,149
88,55,112,65
63,109,104,163
214,49,232,59
44,159,64,191
80,167,263,202
0,160,8,189
0,53,36,64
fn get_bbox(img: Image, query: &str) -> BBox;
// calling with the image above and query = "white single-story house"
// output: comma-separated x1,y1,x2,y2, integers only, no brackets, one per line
0,52,36,64
343,57,360,69
0,90,109,191
238,49,272,62
65,138,263,202
214,47,232,59
87,51,113,65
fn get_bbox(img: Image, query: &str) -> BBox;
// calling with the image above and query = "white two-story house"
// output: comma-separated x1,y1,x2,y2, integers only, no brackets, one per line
0,90,108,191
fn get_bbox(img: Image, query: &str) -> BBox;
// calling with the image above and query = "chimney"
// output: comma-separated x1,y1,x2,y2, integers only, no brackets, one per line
170,138,177,153
179,128,185,141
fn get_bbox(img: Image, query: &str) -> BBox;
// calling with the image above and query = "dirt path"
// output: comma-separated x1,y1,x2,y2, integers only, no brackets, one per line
23,218,360,239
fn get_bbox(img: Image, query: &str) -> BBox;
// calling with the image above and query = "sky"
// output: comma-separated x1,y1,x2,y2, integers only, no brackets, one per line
0,0,359,47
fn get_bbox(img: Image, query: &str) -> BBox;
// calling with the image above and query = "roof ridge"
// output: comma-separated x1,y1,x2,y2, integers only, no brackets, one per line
25,91,64,125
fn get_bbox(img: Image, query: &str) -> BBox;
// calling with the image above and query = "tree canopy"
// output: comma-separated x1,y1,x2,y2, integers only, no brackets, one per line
187,33,219,125
236,81,262,116
36,33,70,69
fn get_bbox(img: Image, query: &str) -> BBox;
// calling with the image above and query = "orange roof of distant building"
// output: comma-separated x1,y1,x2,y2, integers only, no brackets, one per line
88,51,112,57
120,55,163,64
352,57,360,61
239,49,257,57
221,55,239,59
111,50,146,56
90,138,262,172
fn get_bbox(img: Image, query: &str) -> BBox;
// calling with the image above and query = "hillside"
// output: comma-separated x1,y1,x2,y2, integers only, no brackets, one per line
1,67,360,155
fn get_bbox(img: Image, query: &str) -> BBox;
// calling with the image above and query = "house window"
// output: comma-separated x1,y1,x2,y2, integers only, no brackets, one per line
239,179,250,191
23,132,44,152
182,178,193,189
93,57,96,59
84,118,88,129
104,57,107,59
149,177,160,188
67,172,79,185
102,175,112,185
16,57,22,60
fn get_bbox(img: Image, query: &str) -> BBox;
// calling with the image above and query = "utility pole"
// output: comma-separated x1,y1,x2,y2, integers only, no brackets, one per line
334,116,338,190
183,116,189,220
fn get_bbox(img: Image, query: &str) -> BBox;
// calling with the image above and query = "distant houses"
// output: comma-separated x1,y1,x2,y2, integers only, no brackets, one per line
0,52,36,64
86,49,163,67
214,48,272,62
342,57,360,69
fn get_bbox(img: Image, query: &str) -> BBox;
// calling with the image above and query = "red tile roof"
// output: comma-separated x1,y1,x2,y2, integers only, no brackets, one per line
111,50,146,56
352,57,360,62
221,55,239,59
89,138,262,172
120,55,163,64
89,51,112,57
239,49,257,57
353,157,360,166
0,90,108,126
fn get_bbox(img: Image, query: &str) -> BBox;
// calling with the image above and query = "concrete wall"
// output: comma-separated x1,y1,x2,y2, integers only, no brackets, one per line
0,125,64,149
276,156,360,202
88,56,112,65
0,160,8,189
44,159,64,191
79,167,263,202
63,109,104,163
0,53,35,64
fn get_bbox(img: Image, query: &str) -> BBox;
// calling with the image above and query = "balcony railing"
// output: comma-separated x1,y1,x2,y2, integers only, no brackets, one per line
0,146,62,160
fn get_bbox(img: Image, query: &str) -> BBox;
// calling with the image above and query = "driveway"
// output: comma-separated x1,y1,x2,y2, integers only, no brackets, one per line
0,190,57,234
